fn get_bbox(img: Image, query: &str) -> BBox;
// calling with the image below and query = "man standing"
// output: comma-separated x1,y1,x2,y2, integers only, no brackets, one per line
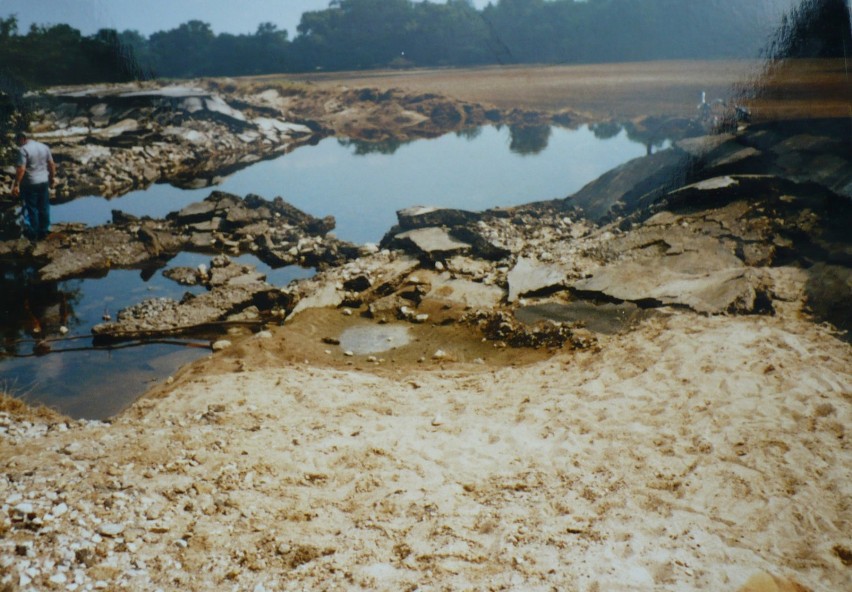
11,131,55,240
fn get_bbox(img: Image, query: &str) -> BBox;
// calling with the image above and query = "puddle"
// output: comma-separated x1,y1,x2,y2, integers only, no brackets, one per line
338,324,413,355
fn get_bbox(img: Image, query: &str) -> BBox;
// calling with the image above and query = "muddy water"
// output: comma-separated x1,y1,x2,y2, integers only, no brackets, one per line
1,124,653,418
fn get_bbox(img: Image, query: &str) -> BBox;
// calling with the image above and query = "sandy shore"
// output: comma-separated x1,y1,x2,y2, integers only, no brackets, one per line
2,306,850,591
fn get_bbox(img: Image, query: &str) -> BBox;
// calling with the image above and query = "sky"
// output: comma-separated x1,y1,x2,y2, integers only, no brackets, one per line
0,0,492,37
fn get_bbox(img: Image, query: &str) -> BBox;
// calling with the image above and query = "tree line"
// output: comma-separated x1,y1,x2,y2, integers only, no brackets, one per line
1,0,850,88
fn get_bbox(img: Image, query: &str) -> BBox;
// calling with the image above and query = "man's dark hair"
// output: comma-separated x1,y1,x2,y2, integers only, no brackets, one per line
14,131,27,142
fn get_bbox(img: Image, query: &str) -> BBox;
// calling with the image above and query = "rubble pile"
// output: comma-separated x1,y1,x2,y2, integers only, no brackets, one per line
0,82,848,347
24,84,316,200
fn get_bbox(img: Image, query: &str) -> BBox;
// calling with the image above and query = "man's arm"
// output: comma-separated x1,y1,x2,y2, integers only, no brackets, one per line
11,165,25,198
48,158,56,188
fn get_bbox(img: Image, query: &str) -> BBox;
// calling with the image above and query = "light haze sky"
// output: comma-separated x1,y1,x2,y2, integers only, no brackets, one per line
0,0,491,37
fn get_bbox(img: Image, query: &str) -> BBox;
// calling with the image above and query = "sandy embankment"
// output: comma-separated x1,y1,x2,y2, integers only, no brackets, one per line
2,308,850,591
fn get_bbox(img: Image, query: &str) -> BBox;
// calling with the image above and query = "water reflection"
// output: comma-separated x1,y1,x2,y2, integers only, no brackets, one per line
0,251,313,417
1,264,81,354
337,137,408,155
508,125,552,155
339,123,559,157
52,124,654,245
591,119,690,155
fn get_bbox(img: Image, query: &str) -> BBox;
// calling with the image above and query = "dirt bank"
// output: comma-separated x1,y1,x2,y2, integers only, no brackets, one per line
2,308,850,591
282,59,851,121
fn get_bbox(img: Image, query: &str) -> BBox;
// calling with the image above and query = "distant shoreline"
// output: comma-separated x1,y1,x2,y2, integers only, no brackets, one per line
277,59,851,121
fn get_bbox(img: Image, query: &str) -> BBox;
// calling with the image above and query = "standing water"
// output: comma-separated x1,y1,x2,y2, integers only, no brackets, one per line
2,124,654,418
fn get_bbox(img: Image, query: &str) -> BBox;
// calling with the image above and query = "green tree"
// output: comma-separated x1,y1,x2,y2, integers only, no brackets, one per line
0,80,29,166
81,29,145,81
251,22,291,74
149,20,215,77
0,14,17,38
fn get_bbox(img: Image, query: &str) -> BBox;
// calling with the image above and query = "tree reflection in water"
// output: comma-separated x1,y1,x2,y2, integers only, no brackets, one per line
337,124,557,157
590,120,673,156
337,136,409,155
455,126,482,141
508,125,553,155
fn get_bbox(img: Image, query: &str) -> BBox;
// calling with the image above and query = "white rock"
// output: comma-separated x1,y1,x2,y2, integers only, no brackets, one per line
211,339,232,351
61,442,82,455
98,523,125,537
431,414,444,426
14,502,34,515
432,349,447,360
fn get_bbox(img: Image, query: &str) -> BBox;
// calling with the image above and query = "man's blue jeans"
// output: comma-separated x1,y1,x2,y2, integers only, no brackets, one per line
21,183,50,240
